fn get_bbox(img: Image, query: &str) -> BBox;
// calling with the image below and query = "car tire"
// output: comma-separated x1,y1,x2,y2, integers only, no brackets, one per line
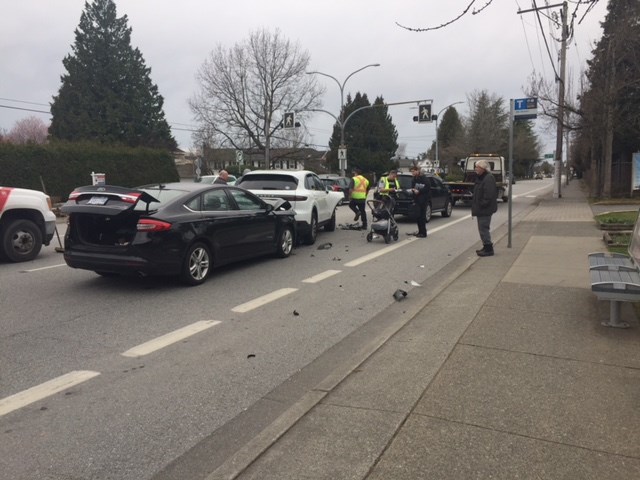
304,212,318,245
1,219,43,262
180,242,211,286
276,226,294,258
441,199,452,217
425,203,432,223
324,209,336,232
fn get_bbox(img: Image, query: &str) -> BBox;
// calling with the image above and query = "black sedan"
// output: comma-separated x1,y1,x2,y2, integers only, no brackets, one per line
60,183,296,285
393,172,453,221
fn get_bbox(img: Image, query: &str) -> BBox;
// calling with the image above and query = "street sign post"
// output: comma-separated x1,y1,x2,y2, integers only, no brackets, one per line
338,147,347,172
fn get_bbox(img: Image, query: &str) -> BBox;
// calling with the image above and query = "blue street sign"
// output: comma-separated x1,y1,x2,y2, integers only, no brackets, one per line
513,97,537,120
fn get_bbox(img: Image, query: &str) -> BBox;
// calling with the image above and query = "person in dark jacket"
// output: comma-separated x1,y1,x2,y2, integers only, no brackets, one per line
409,165,430,238
471,159,498,256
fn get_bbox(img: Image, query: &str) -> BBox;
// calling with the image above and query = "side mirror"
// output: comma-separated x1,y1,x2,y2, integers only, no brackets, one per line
264,203,274,213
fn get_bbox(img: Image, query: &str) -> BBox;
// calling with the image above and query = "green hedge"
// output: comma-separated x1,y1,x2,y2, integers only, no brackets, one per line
0,142,179,201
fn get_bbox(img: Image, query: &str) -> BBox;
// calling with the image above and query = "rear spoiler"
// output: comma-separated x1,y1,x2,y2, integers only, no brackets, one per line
61,185,160,216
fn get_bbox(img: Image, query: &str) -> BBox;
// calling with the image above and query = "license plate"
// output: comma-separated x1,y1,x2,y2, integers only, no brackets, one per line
87,196,108,205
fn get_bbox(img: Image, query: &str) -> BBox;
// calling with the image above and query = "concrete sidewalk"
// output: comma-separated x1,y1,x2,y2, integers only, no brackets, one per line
209,180,640,479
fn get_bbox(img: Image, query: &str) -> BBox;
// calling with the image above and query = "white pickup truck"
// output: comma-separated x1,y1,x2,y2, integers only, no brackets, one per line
0,186,57,262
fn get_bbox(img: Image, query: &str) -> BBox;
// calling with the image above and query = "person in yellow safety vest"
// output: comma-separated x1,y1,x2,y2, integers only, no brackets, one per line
348,167,370,229
376,169,400,213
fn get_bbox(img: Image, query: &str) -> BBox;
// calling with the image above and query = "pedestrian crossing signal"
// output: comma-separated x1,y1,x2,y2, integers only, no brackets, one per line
284,112,295,129
418,104,432,123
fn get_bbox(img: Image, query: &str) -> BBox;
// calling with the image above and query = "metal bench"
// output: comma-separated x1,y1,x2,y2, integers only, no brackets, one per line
589,210,640,328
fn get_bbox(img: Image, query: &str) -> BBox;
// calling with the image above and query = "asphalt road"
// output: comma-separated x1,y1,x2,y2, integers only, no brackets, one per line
0,178,554,480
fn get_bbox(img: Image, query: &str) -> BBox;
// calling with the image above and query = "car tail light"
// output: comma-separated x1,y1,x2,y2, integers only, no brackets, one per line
137,219,172,232
332,185,341,191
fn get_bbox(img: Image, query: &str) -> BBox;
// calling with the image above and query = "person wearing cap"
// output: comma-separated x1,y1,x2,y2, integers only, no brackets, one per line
472,159,498,256
348,167,369,229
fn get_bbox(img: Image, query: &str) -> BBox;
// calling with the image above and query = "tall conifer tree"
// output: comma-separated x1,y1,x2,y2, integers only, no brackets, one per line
49,0,176,149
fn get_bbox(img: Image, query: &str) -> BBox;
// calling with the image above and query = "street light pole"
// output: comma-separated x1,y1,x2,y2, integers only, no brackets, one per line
434,101,463,170
306,63,380,176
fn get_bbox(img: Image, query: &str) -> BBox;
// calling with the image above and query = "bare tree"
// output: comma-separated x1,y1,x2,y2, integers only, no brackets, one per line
189,28,324,167
6,116,49,144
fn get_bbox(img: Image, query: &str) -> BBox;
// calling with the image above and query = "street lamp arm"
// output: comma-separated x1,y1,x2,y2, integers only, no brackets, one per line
341,63,381,90
436,101,464,118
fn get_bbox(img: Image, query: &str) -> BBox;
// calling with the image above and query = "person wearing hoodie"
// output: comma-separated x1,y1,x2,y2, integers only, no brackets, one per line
471,159,498,256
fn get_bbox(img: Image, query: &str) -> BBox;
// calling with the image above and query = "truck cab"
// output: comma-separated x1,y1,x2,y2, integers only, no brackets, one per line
446,154,509,205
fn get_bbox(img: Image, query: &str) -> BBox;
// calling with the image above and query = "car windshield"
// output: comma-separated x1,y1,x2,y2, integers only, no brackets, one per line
397,175,413,189
236,174,298,190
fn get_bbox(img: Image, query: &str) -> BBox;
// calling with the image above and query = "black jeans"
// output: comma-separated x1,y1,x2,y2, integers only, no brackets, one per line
415,202,427,235
349,199,367,226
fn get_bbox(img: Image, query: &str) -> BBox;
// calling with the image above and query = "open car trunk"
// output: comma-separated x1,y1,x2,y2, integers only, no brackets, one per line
61,185,160,247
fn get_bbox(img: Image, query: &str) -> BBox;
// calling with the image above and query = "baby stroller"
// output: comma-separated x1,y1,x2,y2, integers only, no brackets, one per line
366,197,399,244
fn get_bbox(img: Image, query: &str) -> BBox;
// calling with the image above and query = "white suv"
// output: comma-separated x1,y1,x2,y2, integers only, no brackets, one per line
236,170,343,245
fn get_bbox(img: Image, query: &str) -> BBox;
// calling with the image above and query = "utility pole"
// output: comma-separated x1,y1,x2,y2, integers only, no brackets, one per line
518,2,568,198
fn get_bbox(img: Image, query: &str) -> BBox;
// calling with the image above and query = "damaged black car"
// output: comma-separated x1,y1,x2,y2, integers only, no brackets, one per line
61,182,296,286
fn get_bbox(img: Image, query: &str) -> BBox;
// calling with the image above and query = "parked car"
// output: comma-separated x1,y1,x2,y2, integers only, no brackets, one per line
60,183,295,286
319,175,350,205
197,174,237,185
393,172,453,222
236,170,343,245
534,172,544,180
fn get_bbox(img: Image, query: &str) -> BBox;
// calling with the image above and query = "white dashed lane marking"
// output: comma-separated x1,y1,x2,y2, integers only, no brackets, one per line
121,320,221,357
0,370,100,417
231,288,298,313
302,270,341,283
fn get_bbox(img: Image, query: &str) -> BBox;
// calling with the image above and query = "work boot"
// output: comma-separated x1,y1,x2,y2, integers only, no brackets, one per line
477,243,494,257
354,212,360,221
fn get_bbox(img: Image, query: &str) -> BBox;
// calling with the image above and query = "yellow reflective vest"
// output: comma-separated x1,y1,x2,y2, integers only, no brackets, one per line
351,175,369,200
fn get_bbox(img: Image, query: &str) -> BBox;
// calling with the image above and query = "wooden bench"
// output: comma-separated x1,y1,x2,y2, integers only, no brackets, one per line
589,210,640,328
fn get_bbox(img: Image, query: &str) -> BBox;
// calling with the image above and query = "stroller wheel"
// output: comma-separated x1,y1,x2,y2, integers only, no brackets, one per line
393,233,399,241
384,234,391,244
366,232,373,242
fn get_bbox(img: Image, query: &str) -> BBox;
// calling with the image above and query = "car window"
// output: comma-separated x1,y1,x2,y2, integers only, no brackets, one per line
228,189,264,210
202,189,231,211
428,177,443,188
236,174,298,190
136,187,189,211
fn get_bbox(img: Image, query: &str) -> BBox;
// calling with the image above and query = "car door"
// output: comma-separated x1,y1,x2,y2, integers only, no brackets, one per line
225,188,276,258
306,174,330,223
428,176,446,211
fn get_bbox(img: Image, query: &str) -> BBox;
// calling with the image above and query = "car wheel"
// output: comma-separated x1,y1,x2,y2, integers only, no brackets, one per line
276,226,294,258
425,203,433,223
180,242,211,286
1,219,42,262
304,212,318,245
502,195,509,203
324,209,336,232
442,199,452,217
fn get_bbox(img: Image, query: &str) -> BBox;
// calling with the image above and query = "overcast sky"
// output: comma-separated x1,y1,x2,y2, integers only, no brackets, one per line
0,0,608,159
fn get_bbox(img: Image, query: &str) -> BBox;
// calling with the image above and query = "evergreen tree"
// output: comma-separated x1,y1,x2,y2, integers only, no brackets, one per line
464,90,509,155
575,0,640,196
327,93,398,176
49,0,176,150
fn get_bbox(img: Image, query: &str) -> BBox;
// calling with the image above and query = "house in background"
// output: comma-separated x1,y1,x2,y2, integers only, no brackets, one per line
175,147,330,180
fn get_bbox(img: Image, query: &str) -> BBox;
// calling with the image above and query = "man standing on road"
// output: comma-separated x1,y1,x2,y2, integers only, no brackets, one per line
214,170,229,184
472,159,498,256
409,165,430,238
348,167,369,230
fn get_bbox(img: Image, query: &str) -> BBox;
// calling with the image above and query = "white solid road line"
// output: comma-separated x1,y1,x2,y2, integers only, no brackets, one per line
302,269,342,283
0,370,100,417
21,263,67,272
231,287,298,313
121,320,221,357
